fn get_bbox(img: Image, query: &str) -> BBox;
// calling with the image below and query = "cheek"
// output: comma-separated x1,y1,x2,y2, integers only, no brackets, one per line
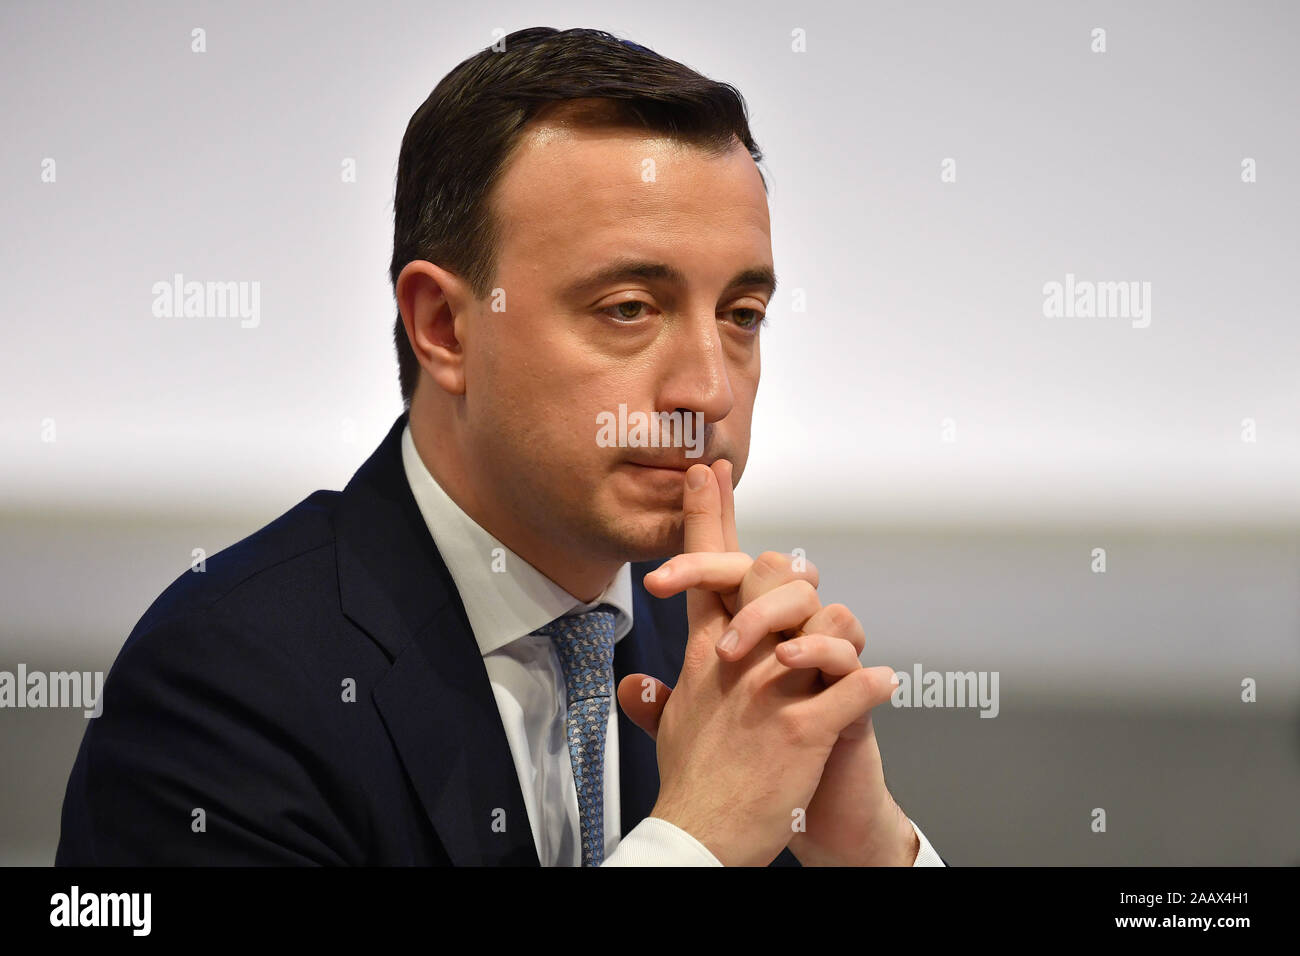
723,393,757,477
728,431,753,481
493,393,611,477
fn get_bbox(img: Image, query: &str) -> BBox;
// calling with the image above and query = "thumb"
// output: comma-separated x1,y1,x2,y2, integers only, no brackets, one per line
616,673,673,742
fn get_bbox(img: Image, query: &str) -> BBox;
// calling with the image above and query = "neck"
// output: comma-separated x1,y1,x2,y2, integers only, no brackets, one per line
407,404,619,603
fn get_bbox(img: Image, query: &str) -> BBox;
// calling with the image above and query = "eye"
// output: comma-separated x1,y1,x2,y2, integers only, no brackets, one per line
599,299,657,323
725,307,768,331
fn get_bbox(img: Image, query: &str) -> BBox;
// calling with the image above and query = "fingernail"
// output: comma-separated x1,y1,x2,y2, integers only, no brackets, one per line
687,466,706,490
718,628,739,653
781,641,802,662
890,671,901,686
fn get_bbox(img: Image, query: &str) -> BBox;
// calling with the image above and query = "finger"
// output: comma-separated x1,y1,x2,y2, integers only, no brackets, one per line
616,673,674,742
797,603,866,656
796,664,898,739
775,633,862,679
737,550,821,615
714,459,740,553
717,579,822,661
679,464,728,634
682,463,727,555
644,552,753,597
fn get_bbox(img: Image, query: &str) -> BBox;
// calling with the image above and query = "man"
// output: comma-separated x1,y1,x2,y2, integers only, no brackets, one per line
56,27,945,866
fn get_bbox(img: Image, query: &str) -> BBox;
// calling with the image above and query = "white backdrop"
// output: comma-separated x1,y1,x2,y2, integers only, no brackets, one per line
2,0,1295,522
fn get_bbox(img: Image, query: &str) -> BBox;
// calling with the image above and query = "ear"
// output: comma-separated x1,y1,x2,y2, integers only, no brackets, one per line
396,260,474,397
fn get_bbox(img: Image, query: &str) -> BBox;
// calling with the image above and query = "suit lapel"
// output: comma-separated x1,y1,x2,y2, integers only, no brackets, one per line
333,411,713,864
333,411,538,865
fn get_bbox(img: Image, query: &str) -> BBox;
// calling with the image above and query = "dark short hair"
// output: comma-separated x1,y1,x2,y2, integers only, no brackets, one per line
388,26,766,409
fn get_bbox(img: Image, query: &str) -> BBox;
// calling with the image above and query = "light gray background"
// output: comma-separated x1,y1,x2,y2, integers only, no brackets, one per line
1,0,1296,865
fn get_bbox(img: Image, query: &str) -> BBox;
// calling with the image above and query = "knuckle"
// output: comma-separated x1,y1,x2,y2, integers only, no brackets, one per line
794,633,827,656
729,607,759,642
823,602,854,630
754,551,788,574
792,578,819,604
778,708,810,747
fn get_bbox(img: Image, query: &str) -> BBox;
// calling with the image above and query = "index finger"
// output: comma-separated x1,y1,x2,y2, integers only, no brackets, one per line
680,464,729,642
713,459,740,553
682,463,727,554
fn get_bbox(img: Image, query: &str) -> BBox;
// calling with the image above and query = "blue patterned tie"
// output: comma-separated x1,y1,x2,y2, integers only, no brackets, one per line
536,604,617,867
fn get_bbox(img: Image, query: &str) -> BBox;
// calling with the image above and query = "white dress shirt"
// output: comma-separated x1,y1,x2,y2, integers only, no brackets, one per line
401,423,944,866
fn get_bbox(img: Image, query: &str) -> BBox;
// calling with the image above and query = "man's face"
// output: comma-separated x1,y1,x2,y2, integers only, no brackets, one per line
459,107,773,564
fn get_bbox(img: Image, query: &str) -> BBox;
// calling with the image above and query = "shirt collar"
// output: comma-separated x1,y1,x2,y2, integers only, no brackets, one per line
400,422,633,656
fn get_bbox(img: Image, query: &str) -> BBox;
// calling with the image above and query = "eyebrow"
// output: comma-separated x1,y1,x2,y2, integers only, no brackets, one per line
562,258,778,302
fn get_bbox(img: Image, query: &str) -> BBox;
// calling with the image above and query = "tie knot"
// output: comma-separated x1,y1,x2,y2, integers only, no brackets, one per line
536,604,617,704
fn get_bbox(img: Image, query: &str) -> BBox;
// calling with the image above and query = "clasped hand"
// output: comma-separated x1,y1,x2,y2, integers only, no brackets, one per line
616,459,919,866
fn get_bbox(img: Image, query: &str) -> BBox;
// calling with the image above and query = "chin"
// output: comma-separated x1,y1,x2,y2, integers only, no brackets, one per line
598,509,685,564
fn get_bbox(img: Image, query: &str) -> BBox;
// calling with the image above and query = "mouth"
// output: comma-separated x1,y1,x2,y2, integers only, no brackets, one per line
618,458,726,502
624,458,716,473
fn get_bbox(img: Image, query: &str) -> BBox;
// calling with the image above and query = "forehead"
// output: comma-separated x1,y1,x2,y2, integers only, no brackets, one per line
490,112,771,284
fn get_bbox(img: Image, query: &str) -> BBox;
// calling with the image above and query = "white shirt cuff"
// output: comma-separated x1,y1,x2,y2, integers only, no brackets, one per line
603,816,943,866
601,816,722,866
910,819,945,866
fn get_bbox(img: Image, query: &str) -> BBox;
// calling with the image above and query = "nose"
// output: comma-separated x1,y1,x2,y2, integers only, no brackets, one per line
655,311,735,427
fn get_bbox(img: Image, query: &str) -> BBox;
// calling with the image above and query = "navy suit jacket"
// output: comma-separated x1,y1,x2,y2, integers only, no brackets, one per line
56,411,802,866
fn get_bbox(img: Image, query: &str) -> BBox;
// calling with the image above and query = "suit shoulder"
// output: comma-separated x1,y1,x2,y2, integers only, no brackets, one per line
131,489,341,640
